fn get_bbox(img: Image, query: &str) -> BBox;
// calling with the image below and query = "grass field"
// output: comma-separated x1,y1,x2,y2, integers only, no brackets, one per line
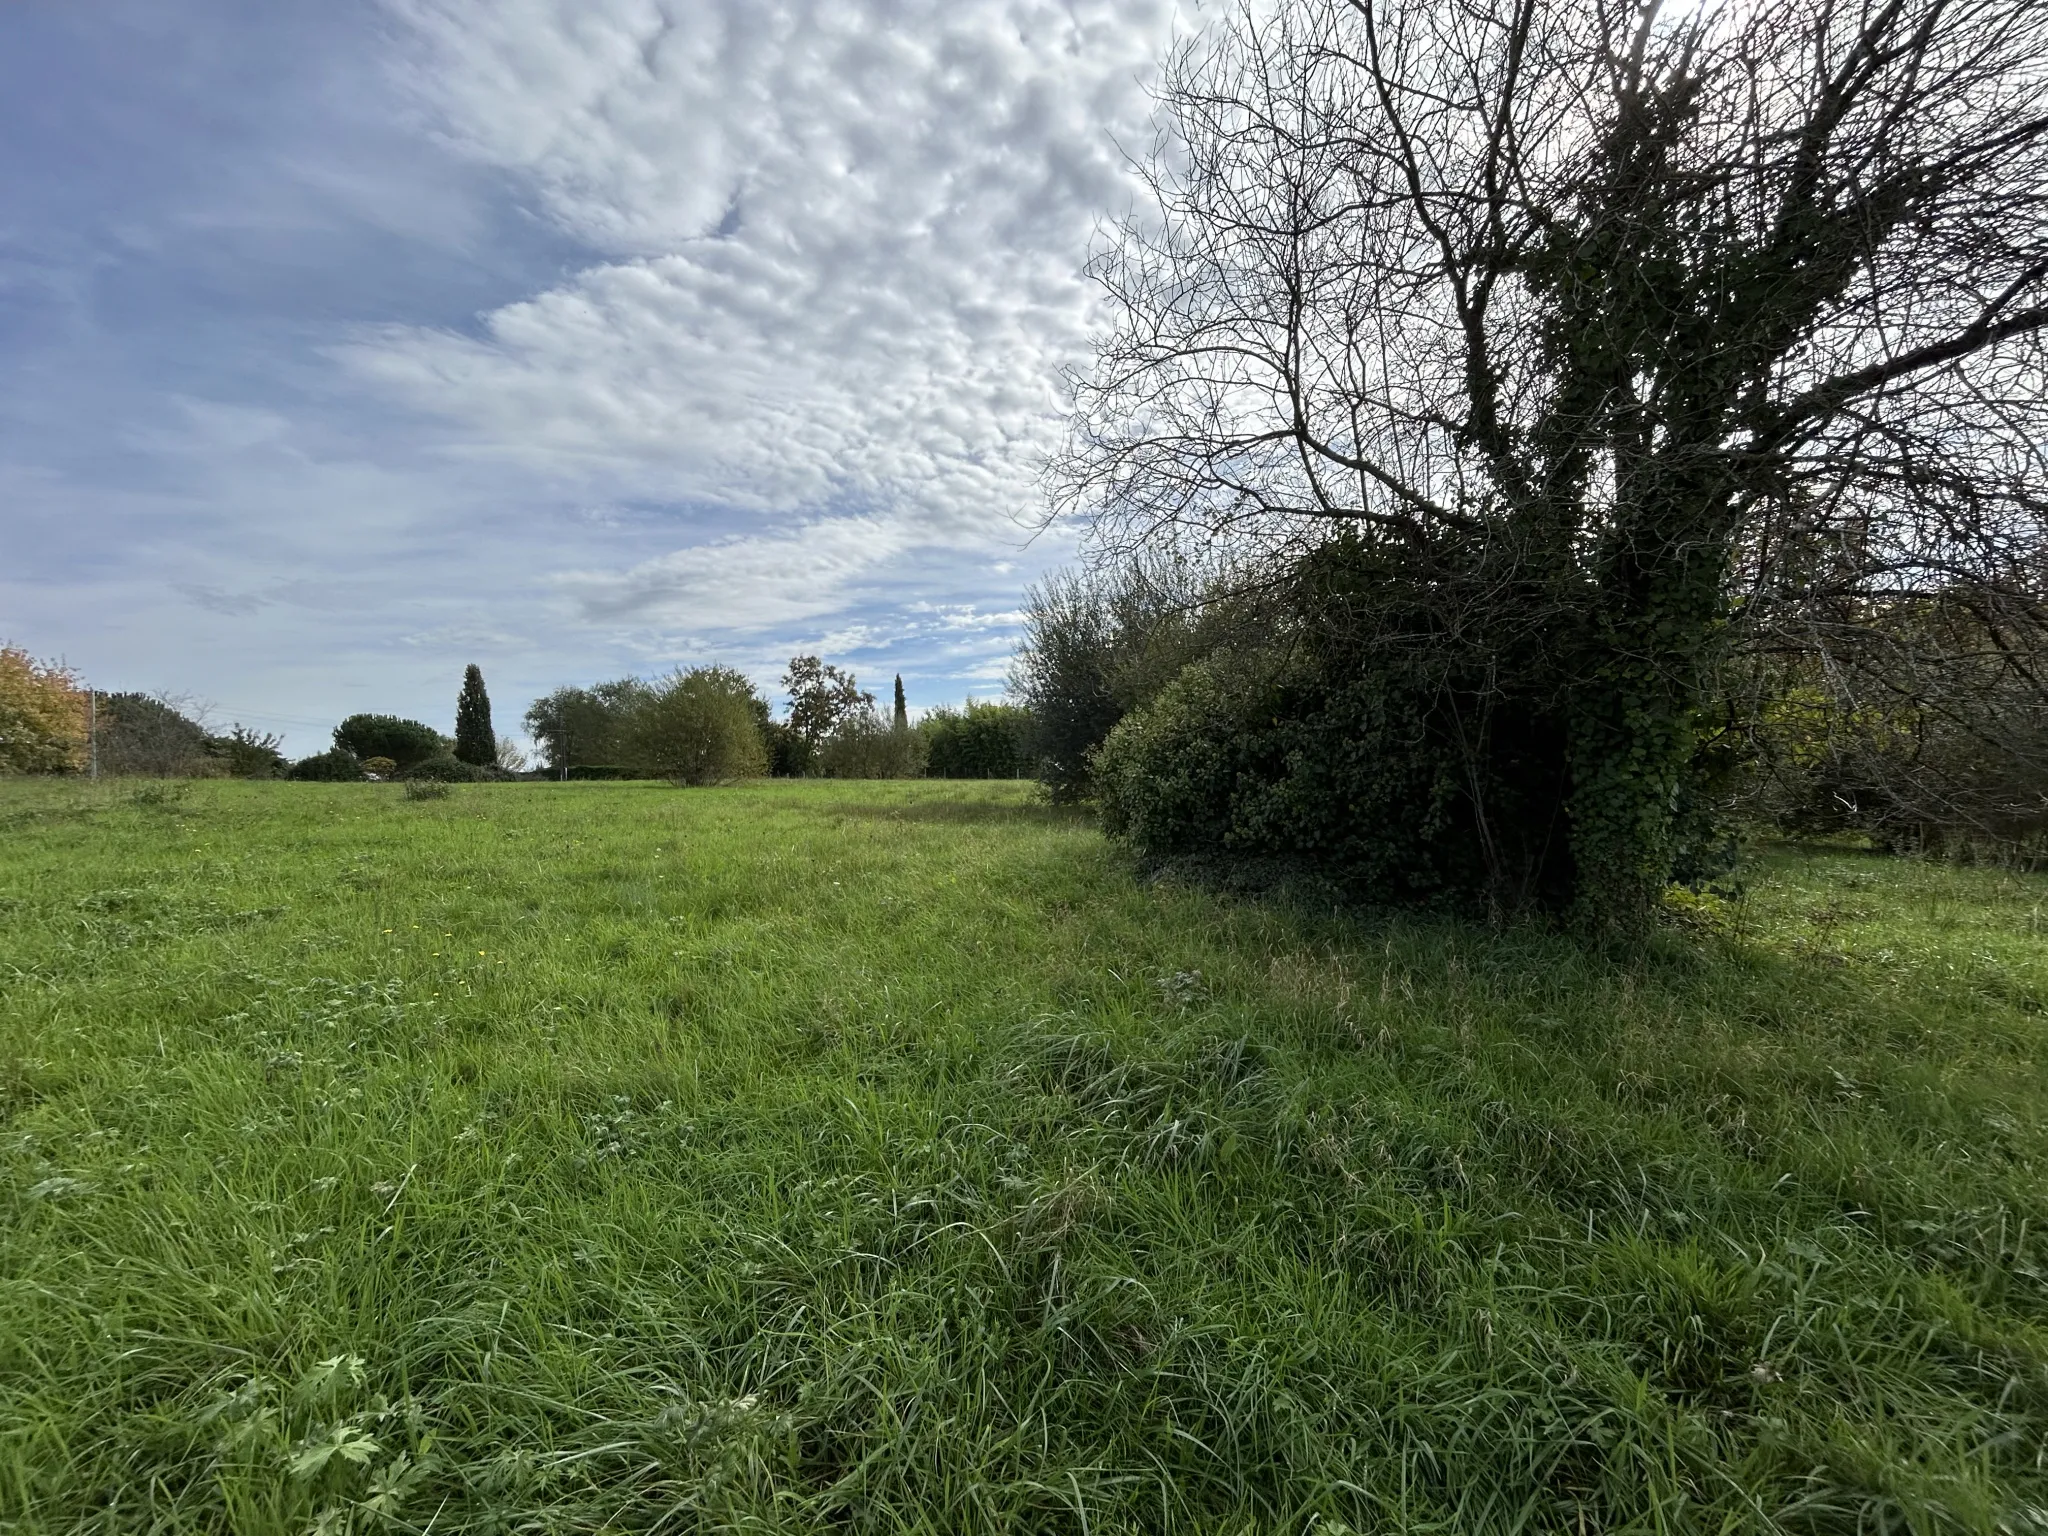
2,778,2045,1533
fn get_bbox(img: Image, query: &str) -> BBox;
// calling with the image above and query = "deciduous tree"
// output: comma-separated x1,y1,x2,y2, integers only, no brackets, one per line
626,666,769,784
1059,0,2048,925
782,656,872,756
0,647,85,774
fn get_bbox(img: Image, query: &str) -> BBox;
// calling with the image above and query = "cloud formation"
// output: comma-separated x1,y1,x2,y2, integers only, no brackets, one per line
357,0,1173,579
554,517,913,628
0,0,1176,750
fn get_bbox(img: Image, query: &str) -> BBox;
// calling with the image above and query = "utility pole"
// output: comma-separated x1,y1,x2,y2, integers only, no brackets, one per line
88,690,98,781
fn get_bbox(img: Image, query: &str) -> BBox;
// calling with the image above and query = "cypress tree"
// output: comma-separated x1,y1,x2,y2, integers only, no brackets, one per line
892,674,908,731
454,664,495,766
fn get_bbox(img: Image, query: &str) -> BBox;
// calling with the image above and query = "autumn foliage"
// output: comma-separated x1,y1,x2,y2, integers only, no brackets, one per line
0,646,87,774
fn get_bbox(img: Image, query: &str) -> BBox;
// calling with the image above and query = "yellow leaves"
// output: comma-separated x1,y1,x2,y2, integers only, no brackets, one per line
0,645,87,774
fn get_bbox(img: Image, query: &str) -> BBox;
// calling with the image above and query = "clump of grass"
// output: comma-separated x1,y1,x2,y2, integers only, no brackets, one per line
1,779,2044,1532
401,778,452,802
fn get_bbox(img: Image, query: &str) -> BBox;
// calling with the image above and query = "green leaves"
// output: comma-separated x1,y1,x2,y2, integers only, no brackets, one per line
286,1422,381,1480
296,1353,367,1404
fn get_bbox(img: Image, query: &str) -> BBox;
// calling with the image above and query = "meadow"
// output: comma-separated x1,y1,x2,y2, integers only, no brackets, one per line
2,777,2045,1533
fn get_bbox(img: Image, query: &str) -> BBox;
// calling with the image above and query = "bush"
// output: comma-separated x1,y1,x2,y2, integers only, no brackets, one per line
402,778,453,801
816,713,924,779
361,756,398,779
625,666,769,785
1012,563,1272,801
212,725,286,778
333,714,444,768
923,702,1031,778
761,720,810,777
1094,644,1582,912
562,764,637,781
288,748,363,782
96,693,215,777
400,754,486,783
0,648,85,774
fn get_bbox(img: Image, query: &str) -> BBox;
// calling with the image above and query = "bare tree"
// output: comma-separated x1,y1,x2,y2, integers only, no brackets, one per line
1057,0,2048,921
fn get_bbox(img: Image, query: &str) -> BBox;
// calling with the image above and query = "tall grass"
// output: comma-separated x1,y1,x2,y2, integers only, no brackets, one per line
2,778,2044,1532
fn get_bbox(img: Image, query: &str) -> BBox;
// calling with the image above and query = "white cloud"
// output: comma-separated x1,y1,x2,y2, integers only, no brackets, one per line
553,516,912,628
3,0,1181,749
353,0,1177,604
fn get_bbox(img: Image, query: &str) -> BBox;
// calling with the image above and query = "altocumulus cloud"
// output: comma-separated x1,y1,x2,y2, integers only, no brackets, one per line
353,0,1177,617
555,517,913,629
0,0,1177,748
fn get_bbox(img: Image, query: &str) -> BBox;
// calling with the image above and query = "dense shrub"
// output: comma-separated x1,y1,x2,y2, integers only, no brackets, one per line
1092,546,1614,915
816,713,924,779
0,647,85,774
213,725,286,779
625,666,769,785
1091,651,1502,907
399,754,487,783
333,715,444,769
1082,532,1751,916
94,693,215,777
923,702,1031,778
288,748,363,782
761,720,810,777
1012,564,1273,801
361,756,398,779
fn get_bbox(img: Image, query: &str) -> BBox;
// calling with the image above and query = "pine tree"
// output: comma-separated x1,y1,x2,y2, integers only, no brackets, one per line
454,664,495,766
892,674,908,732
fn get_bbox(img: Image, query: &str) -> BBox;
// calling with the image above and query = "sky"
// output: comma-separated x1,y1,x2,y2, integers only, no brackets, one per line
0,0,1178,755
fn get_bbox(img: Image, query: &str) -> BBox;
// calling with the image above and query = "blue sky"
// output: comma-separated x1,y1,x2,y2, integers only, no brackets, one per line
0,0,1173,755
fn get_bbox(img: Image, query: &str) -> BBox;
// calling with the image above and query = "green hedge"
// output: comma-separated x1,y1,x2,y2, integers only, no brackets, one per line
399,754,487,784
924,703,1030,778
1093,650,1576,910
287,748,363,782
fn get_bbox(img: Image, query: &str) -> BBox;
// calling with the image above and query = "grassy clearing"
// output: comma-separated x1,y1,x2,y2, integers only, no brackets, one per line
2,778,2045,1533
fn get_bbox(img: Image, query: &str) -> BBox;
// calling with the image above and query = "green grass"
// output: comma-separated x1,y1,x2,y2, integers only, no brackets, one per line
3,778,2045,1533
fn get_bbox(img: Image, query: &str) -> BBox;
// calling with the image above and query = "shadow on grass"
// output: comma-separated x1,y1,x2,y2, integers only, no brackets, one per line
815,794,1092,829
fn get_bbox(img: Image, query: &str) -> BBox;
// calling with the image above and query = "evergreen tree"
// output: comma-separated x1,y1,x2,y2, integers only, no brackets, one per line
454,664,495,766
334,714,444,768
892,674,908,732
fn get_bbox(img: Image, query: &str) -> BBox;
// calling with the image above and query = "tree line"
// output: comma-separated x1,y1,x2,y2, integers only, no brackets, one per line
0,649,1033,784
522,658,1031,782
1,647,289,779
